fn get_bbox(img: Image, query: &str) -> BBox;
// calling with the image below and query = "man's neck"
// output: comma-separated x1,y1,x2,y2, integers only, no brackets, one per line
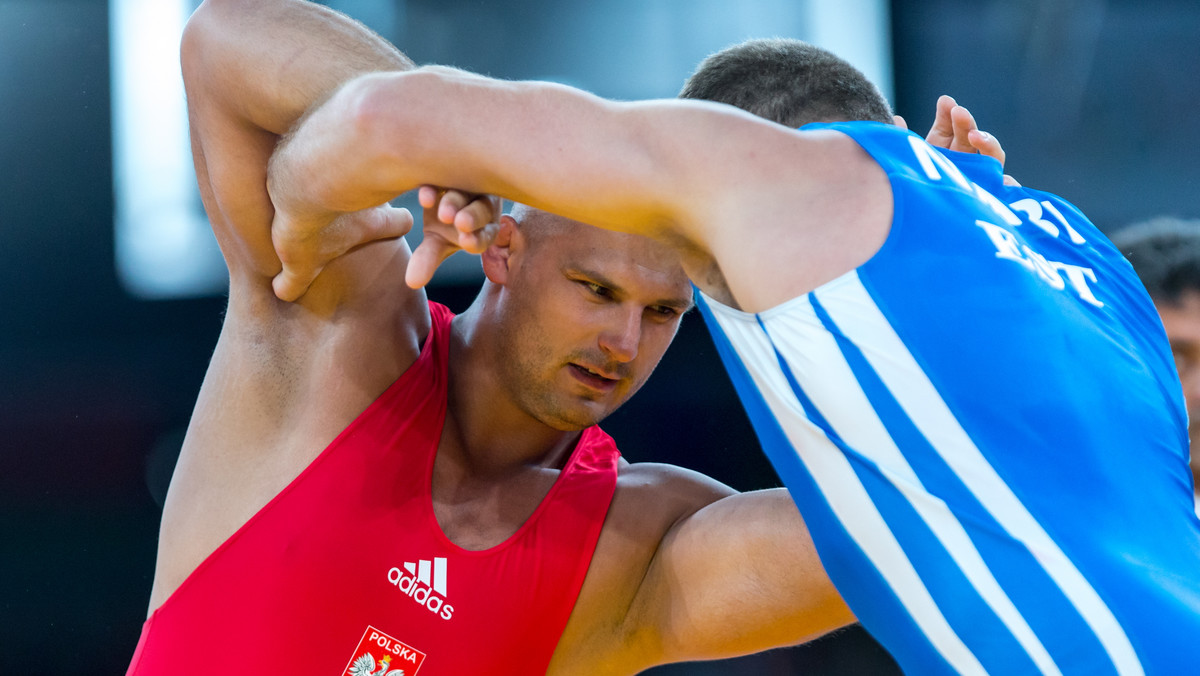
443,305,581,476
426,305,582,550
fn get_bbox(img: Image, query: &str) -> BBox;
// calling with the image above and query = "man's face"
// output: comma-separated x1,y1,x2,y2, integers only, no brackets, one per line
493,213,693,431
1157,290,1200,455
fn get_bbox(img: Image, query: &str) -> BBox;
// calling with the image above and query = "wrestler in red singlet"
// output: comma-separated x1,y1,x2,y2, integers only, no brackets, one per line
126,303,620,675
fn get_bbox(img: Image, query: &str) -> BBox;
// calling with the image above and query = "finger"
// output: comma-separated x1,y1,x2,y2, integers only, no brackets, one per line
482,194,503,223
369,205,415,241
454,194,502,230
949,105,979,154
452,198,499,234
325,206,413,258
270,215,321,301
456,219,501,255
321,205,413,258
893,114,909,131
418,185,441,209
925,94,959,148
437,190,473,225
405,237,460,289
271,206,412,302
967,129,1006,167
422,197,441,234
273,264,320,302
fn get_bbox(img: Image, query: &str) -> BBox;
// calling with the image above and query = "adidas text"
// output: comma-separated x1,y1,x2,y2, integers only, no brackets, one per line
388,566,454,620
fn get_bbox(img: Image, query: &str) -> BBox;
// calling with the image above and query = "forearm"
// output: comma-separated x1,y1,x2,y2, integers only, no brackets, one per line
182,0,412,135
268,66,705,240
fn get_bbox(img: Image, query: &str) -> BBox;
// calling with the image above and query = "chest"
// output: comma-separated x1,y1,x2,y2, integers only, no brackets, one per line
429,434,564,551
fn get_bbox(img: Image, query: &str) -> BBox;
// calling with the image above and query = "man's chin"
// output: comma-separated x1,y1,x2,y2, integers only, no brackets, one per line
539,400,615,432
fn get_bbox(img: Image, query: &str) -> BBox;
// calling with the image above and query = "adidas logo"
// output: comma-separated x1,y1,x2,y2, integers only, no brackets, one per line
387,557,454,621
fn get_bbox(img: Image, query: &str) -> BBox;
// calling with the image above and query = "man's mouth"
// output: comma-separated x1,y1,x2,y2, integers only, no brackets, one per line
569,363,619,392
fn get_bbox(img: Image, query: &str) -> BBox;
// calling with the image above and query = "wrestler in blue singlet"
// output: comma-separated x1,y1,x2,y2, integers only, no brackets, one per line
697,121,1200,675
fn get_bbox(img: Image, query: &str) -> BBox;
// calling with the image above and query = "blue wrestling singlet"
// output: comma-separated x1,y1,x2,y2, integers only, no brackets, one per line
697,121,1200,675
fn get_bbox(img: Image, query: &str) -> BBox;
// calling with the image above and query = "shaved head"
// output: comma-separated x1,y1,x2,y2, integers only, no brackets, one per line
508,203,572,250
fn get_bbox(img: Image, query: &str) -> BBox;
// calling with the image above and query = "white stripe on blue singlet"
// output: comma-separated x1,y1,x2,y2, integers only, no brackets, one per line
795,272,1143,676
710,290,988,674
759,277,1062,675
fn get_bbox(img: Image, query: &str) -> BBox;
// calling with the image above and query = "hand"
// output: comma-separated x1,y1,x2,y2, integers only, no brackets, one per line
270,202,414,302
405,186,502,289
898,95,1019,186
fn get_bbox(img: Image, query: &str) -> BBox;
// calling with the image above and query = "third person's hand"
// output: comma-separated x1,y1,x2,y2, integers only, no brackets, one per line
406,186,502,289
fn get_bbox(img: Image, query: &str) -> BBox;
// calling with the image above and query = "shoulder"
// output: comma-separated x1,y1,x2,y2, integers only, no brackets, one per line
549,461,734,670
689,123,892,311
613,460,736,511
605,460,737,557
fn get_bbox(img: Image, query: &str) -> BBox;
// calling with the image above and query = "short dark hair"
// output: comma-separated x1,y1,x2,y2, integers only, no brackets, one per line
1110,217,1200,304
679,38,893,127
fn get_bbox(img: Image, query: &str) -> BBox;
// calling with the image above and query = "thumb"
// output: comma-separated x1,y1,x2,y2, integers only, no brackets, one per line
271,206,413,302
925,94,958,147
273,263,319,302
367,205,415,242
405,237,460,289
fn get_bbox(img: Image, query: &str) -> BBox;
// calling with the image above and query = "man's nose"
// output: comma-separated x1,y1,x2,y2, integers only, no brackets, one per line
599,309,641,363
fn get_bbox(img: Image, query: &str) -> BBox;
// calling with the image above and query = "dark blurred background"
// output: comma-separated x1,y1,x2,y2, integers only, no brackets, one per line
1,0,1196,673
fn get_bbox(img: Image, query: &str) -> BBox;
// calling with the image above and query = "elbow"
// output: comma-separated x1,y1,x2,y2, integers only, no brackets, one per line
350,67,448,126
179,0,249,81
345,71,415,132
179,2,211,77
344,68,449,170
332,66,490,197
181,0,236,50
339,73,414,167
188,0,254,22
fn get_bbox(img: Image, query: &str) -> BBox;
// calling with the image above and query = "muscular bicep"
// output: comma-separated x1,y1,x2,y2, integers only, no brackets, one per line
633,488,855,665
181,0,415,282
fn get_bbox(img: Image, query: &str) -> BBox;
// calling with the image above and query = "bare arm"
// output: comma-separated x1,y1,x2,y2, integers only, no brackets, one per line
267,68,681,229
266,66,845,300
151,0,424,613
182,0,416,298
266,65,890,312
557,473,854,673
548,466,852,674
630,488,854,668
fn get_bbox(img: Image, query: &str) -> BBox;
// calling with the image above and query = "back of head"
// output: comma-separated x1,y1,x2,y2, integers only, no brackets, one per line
1110,216,1200,304
679,38,892,127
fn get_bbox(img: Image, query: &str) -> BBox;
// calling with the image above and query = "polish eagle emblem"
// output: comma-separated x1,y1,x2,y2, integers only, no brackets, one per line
348,652,405,676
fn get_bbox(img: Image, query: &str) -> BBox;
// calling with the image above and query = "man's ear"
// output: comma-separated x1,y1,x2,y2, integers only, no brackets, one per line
481,214,520,284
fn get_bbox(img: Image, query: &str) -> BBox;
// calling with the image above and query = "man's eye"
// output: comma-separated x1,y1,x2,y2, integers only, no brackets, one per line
649,305,677,318
583,281,611,298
